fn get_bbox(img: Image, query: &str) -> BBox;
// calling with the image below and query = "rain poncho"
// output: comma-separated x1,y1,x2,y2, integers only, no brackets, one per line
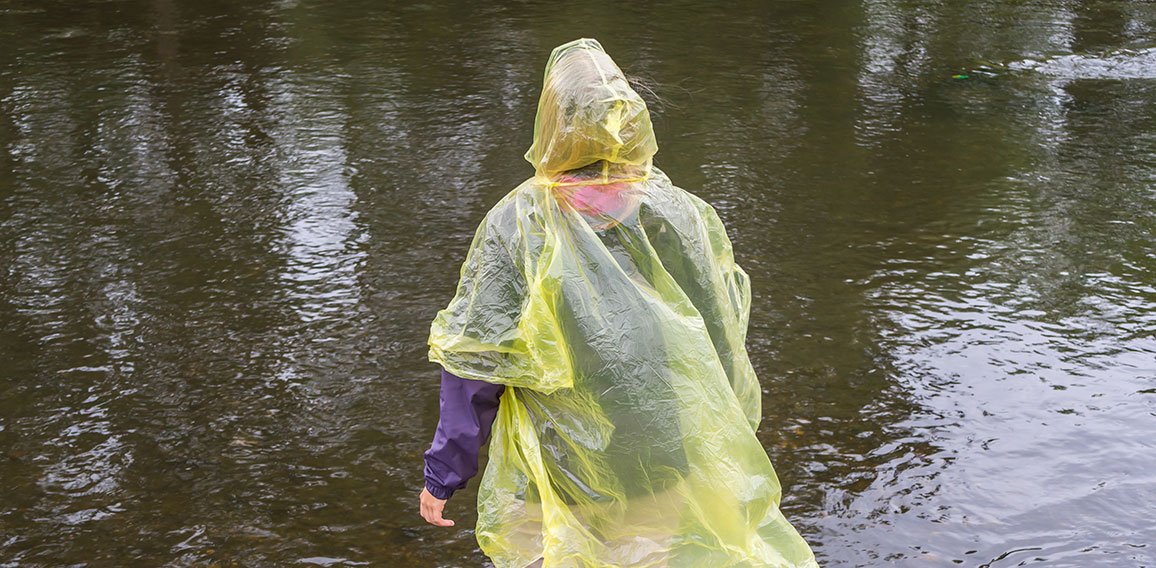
428,38,817,568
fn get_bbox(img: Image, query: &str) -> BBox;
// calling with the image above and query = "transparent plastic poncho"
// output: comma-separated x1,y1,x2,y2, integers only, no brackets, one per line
429,38,817,568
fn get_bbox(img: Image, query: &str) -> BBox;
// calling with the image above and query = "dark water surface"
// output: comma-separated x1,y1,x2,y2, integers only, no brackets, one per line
2,1,1155,566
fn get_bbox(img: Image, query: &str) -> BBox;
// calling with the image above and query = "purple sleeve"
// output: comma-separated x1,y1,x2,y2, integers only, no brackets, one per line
423,368,505,500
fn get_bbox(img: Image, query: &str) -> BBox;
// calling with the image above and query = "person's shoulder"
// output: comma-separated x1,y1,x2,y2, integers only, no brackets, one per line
642,168,717,221
479,177,546,231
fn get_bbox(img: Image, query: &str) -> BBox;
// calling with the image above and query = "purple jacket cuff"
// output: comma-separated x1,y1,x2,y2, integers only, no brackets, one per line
425,480,455,501
423,368,504,500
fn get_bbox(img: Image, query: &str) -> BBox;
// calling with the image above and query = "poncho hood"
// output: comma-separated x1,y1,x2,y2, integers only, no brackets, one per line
524,38,658,184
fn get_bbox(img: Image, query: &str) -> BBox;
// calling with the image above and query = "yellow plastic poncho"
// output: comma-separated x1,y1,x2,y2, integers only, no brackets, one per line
429,38,817,568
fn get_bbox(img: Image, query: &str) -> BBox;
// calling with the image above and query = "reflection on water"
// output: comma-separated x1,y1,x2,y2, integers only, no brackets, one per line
2,0,1155,566
1010,47,1156,79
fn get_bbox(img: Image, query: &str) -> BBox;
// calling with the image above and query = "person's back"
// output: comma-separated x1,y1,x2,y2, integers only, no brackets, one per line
422,38,817,568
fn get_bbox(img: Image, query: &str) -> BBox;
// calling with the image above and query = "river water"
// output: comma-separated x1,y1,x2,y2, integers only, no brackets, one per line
1,1,1154,566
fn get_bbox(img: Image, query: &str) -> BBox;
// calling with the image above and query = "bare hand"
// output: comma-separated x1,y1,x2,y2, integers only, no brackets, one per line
420,487,455,527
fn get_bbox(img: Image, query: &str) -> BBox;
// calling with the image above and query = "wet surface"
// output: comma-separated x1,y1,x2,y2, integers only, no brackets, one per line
1,1,1155,566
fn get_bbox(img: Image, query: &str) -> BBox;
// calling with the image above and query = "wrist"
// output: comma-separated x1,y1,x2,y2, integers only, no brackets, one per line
425,480,454,500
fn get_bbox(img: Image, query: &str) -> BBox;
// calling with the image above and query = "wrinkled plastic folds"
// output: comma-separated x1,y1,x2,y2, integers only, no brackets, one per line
429,38,817,567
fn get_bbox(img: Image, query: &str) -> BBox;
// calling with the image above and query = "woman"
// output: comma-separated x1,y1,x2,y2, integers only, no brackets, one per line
420,38,817,568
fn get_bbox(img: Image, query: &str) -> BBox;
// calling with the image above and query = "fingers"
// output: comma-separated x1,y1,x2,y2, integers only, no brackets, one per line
426,505,455,527
420,488,455,527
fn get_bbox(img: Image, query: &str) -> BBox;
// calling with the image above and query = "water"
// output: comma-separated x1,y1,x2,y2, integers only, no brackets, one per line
1,1,1154,566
